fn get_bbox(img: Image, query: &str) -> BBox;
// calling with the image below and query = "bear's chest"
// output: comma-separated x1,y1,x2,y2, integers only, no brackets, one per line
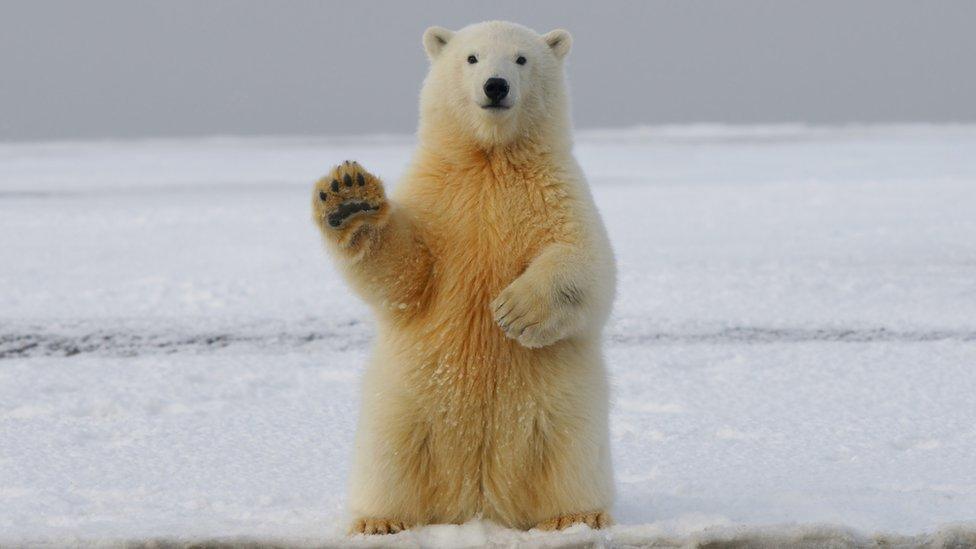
399,173,559,360
426,177,553,284
394,166,575,394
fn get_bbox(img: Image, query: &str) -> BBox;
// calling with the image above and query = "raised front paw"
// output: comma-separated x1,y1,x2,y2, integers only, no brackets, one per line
491,277,582,348
312,161,387,231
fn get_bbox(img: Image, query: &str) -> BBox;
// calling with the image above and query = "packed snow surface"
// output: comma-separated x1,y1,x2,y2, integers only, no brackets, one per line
1,125,975,547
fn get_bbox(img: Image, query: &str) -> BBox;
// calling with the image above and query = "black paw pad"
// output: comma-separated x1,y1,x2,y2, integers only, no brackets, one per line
357,173,365,186
330,180,339,192
327,200,379,228
343,173,353,187
319,191,327,201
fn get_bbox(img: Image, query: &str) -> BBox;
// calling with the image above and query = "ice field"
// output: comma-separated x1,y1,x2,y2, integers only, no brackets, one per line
1,125,975,547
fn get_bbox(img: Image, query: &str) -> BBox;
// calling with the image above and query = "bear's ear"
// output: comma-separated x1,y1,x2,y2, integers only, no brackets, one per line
543,29,572,60
423,26,455,60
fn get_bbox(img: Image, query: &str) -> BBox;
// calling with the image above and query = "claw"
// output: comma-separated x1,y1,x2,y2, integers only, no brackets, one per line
499,311,527,331
518,322,540,337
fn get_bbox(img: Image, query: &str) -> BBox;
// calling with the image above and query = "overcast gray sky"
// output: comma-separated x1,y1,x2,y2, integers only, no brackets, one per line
2,0,975,141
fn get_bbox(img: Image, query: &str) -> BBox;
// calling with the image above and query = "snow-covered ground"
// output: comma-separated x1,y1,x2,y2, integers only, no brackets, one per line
1,125,975,547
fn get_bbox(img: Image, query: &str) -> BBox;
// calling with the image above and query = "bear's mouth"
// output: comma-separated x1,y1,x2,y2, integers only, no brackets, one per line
327,200,379,228
481,103,511,110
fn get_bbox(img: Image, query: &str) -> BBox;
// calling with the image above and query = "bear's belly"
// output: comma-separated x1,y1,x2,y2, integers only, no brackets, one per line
389,248,549,412
405,277,537,391
411,247,537,376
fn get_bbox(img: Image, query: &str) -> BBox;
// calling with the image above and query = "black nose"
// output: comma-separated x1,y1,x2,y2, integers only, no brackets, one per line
483,77,509,102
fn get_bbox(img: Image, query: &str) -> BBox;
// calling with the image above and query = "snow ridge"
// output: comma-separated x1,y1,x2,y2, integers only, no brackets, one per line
4,322,976,359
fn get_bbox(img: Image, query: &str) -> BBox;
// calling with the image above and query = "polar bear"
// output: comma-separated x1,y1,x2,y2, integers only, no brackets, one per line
311,21,615,534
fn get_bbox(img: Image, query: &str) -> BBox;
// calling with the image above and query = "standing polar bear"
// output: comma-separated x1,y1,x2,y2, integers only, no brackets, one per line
312,21,615,534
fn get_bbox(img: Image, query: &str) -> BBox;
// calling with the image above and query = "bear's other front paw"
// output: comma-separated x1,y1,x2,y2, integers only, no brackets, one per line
491,277,580,348
312,161,387,232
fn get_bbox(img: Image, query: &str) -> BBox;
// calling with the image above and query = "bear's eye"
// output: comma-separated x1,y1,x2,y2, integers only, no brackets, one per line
516,56,527,65
467,55,477,64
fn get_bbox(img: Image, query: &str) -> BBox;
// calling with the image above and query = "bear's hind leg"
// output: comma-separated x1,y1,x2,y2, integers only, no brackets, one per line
483,348,614,531
347,379,435,534
483,407,614,531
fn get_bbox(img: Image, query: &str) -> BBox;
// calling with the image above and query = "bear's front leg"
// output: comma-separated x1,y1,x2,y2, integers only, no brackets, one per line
491,243,596,348
312,161,434,320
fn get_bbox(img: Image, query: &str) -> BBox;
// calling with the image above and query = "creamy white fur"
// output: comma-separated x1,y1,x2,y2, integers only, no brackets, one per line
313,21,616,533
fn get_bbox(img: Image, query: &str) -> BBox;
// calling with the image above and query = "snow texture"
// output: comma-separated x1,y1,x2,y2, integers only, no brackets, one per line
1,125,975,547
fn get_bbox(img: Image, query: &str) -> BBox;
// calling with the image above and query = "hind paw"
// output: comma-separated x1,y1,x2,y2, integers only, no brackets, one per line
536,510,611,531
350,517,410,535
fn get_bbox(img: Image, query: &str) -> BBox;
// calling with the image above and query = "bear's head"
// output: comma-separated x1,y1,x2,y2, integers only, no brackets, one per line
419,21,573,148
